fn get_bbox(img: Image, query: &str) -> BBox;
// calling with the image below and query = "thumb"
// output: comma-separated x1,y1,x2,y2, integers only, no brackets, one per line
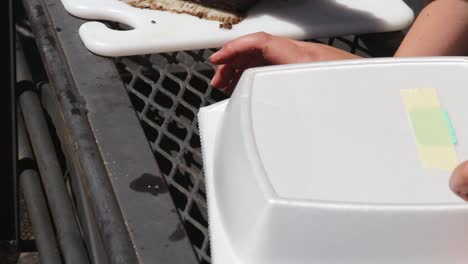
449,161,468,201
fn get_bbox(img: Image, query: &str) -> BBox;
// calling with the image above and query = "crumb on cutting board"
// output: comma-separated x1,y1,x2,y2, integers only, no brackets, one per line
219,21,233,29
124,0,245,29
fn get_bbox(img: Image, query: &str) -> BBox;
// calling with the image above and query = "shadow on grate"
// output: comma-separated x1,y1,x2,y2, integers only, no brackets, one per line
115,36,371,264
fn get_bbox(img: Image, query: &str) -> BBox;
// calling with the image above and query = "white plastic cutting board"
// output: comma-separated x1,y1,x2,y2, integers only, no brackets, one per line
60,0,414,56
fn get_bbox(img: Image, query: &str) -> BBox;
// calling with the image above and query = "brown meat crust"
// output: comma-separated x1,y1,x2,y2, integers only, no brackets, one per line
124,0,257,28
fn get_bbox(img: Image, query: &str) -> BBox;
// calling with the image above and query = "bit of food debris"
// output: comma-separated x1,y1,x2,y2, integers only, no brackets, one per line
190,0,259,13
219,21,233,29
151,20,156,23
123,0,247,29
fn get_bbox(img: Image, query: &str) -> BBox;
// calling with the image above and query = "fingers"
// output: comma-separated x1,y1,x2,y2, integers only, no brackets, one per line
450,160,468,201
210,32,271,65
209,32,361,93
224,70,242,95
211,51,264,89
224,58,265,94
210,32,271,90
210,56,249,89
210,64,235,88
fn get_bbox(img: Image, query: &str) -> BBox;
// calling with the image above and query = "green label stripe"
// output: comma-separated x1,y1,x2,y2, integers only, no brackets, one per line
408,108,454,147
442,110,457,145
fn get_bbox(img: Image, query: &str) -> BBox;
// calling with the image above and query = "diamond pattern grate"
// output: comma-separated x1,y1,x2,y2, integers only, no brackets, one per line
115,36,372,263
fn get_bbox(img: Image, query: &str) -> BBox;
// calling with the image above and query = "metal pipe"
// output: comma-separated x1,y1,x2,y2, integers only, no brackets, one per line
20,171,61,264
16,24,35,39
22,0,139,263
15,33,32,82
19,89,90,264
17,31,104,263
66,160,110,264
18,109,62,264
42,82,110,264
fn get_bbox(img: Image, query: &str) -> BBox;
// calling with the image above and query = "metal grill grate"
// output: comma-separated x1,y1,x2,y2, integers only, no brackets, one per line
115,36,372,264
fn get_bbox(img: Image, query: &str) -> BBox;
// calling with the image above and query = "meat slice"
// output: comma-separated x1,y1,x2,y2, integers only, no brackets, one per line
188,0,260,13
124,0,260,28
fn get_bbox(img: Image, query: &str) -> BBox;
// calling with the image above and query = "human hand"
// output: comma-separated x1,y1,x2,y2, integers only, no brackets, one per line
209,32,360,94
450,161,468,201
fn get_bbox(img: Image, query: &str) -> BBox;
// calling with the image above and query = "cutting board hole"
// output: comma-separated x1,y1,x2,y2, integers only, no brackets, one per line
104,21,134,31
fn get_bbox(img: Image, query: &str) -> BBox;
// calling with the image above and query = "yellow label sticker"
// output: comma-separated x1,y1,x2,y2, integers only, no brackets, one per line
401,88,458,170
401,88,441,109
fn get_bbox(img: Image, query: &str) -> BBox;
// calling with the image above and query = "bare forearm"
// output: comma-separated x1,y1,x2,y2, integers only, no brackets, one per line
395,0,468,56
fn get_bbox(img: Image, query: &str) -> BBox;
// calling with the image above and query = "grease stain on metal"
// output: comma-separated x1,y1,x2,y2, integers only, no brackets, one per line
45,35,56,48
34,4,44,17
66,89,78,104
71,108,81,115
129,173,168,196
168,223,186,242
60,89,88,116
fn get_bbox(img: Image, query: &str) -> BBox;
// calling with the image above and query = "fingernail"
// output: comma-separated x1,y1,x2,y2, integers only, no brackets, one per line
210,51,219,61
210,82,221,89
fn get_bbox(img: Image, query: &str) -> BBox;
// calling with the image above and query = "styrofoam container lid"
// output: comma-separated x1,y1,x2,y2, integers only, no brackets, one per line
199,57,468,264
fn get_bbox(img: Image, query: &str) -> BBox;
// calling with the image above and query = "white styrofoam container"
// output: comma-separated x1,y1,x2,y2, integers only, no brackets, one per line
59,0,414,56
199,57,468,264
